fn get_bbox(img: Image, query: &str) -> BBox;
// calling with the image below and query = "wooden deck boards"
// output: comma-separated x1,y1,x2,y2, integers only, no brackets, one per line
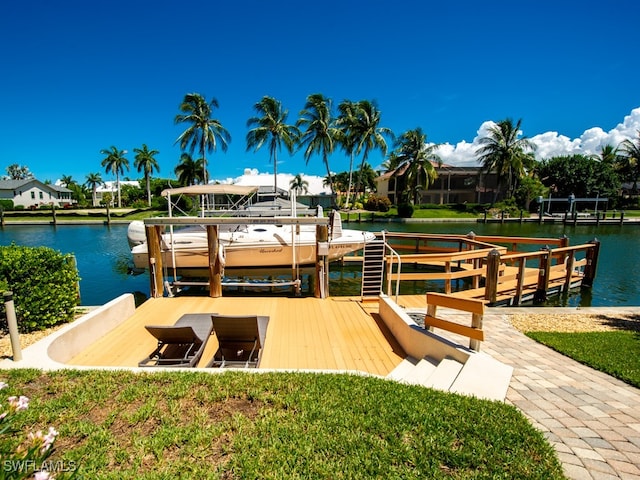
67,296,406,377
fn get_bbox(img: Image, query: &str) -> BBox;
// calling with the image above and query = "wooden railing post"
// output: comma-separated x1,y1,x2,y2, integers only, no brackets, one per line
484,249,501,304
534,247,551,303
582,238,601,288
207,225,222,298
145,225,164,298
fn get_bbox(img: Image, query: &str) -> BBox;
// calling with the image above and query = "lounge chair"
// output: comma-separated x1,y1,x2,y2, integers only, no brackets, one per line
209,314,269,368
138,313,215,368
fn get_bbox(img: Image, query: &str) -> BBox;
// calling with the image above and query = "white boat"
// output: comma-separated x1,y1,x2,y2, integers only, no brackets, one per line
128,185,375,270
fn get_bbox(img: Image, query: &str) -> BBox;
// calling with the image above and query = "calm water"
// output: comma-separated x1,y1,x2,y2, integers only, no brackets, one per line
0,222,637,307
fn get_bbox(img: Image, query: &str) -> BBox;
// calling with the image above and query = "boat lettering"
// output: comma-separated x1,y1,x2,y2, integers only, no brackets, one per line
259,248,284,254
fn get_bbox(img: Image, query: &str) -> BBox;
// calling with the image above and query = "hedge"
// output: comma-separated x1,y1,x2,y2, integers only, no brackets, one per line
0,244,80,332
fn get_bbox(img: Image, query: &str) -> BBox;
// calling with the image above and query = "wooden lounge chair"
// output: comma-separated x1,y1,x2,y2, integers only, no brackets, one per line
138,313,214,368
209,314,269,368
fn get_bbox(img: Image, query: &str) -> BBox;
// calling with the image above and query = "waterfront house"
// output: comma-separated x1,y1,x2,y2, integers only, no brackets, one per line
0,179,73,209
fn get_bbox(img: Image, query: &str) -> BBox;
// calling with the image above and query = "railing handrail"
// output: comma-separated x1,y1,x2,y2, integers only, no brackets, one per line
381,231,402,303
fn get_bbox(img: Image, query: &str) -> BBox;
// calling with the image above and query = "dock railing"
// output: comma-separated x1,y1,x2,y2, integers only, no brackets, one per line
376,232,600,306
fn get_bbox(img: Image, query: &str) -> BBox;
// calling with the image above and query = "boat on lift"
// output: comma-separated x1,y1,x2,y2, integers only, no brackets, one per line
127,184,375,269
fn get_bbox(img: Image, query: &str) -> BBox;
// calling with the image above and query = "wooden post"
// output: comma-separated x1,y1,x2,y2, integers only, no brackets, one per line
534,247,552,303
484,249,501,304
469,312,483,352
315,225,329,298
582,238,601,288
1,208,5,228
106,203,111,226
563,251,576,293
145,225,164,298
207,225,222,297
513,259,527,306
620,211,625,225
51,205,57,226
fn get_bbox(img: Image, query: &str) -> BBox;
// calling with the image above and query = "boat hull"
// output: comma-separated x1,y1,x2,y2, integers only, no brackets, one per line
132,237,371,269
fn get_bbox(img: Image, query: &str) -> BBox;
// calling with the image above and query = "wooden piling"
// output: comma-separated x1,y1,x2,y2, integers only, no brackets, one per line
484,249,501,304
534,247,552,303
582,238,601,288
207,225,222,297
315,225,329,298
145,225,164,298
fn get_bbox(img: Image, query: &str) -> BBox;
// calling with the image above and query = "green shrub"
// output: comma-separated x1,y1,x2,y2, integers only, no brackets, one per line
0,200,13,211
397,203,414,218
364,194,392,212
0,244,80,332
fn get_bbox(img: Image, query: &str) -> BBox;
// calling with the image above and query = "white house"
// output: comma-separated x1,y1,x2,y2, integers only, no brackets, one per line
0,179,73,209
93,180,140,206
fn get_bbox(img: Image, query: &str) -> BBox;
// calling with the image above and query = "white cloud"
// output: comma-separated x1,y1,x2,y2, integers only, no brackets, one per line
436,107,640,166
221,168,330,195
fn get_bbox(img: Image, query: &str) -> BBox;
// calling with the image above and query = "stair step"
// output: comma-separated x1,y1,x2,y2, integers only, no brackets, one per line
421,357,464,390
386,357,418,381
449,352,514,401
401,358,438,385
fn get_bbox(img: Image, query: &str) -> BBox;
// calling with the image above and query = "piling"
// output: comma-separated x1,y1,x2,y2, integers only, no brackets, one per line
207,225,222,297
534,247,552,303
484,249,501,304
582,238,601,288
3,291,22,361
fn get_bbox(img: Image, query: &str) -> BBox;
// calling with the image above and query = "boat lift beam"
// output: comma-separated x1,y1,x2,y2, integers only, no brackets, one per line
143,216,331,299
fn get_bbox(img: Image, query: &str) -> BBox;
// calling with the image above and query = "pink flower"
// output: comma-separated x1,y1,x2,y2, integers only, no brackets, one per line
34,471,53,480
0,382,7,390
7,395,29,412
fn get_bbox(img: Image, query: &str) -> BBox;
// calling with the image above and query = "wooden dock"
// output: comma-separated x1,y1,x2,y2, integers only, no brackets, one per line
67,295,406,376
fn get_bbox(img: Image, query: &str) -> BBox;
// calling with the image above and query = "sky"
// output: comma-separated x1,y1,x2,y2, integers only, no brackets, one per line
1,0,639,191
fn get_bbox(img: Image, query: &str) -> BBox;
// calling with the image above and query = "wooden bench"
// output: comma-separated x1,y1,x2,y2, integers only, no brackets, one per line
424,292,486,351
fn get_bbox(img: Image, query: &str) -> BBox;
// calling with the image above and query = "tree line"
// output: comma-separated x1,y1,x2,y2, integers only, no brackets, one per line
4,91,640,212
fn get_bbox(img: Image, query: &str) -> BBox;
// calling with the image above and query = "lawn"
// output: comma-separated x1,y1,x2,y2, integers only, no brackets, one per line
0,369,566,479
526,330,640,388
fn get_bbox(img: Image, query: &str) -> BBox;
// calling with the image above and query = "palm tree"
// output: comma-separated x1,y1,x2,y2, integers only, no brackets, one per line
175,93,231,185
617,131,640,193
392,128,441,204
246,96,299,196
350,100,394,200
84,172,103,207
597,144,618,165
289,173,309,195
100,146,129,208
175,153,204,186
133,144,160,206
297,93,338,196
475,118,536,203
59,175,75,187
335,100,359,207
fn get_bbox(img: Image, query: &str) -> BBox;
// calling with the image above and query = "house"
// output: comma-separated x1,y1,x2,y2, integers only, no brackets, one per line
375,164,501,205
0,179,73,209
94,180,140,206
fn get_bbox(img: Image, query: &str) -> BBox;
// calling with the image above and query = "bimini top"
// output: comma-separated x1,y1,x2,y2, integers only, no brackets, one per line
160,184,259,197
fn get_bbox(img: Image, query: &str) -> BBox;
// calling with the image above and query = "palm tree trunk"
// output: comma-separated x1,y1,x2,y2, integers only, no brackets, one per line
116,173,121,208
146,174,152,207
345,153,354,208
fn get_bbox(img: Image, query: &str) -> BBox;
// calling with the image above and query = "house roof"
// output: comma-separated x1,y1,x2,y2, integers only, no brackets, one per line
0,179,71,192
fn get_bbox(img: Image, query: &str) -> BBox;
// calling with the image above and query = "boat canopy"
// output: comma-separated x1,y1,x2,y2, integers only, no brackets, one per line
161,184,259,197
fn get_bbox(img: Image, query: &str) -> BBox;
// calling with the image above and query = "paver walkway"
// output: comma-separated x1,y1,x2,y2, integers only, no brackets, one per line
481,307,640,479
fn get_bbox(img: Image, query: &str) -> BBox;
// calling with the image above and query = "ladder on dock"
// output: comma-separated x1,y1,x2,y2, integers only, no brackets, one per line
361,239,386,300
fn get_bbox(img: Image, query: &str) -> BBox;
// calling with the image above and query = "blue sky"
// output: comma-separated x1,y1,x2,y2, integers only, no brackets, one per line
1,0,639,187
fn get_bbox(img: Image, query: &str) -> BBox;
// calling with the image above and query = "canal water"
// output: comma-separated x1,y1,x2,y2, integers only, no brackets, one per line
0,221,637,307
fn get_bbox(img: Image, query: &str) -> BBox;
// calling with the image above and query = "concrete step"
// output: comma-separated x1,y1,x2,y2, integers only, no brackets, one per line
421,356,464,391
386,357,418,381
449,352,514,401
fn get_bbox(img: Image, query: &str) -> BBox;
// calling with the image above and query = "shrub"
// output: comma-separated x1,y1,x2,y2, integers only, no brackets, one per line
397,203,414,218
0,200,13,211
0,245,80,332
364,195,391,212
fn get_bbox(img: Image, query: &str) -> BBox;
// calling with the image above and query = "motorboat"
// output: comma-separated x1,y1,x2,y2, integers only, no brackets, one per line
127,185,375,270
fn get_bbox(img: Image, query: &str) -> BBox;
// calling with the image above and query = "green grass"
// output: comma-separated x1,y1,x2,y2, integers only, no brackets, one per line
526,330,640,388
0,370,566,479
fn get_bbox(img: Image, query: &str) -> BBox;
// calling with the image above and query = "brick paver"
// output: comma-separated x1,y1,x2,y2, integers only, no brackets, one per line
482,307,640,480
